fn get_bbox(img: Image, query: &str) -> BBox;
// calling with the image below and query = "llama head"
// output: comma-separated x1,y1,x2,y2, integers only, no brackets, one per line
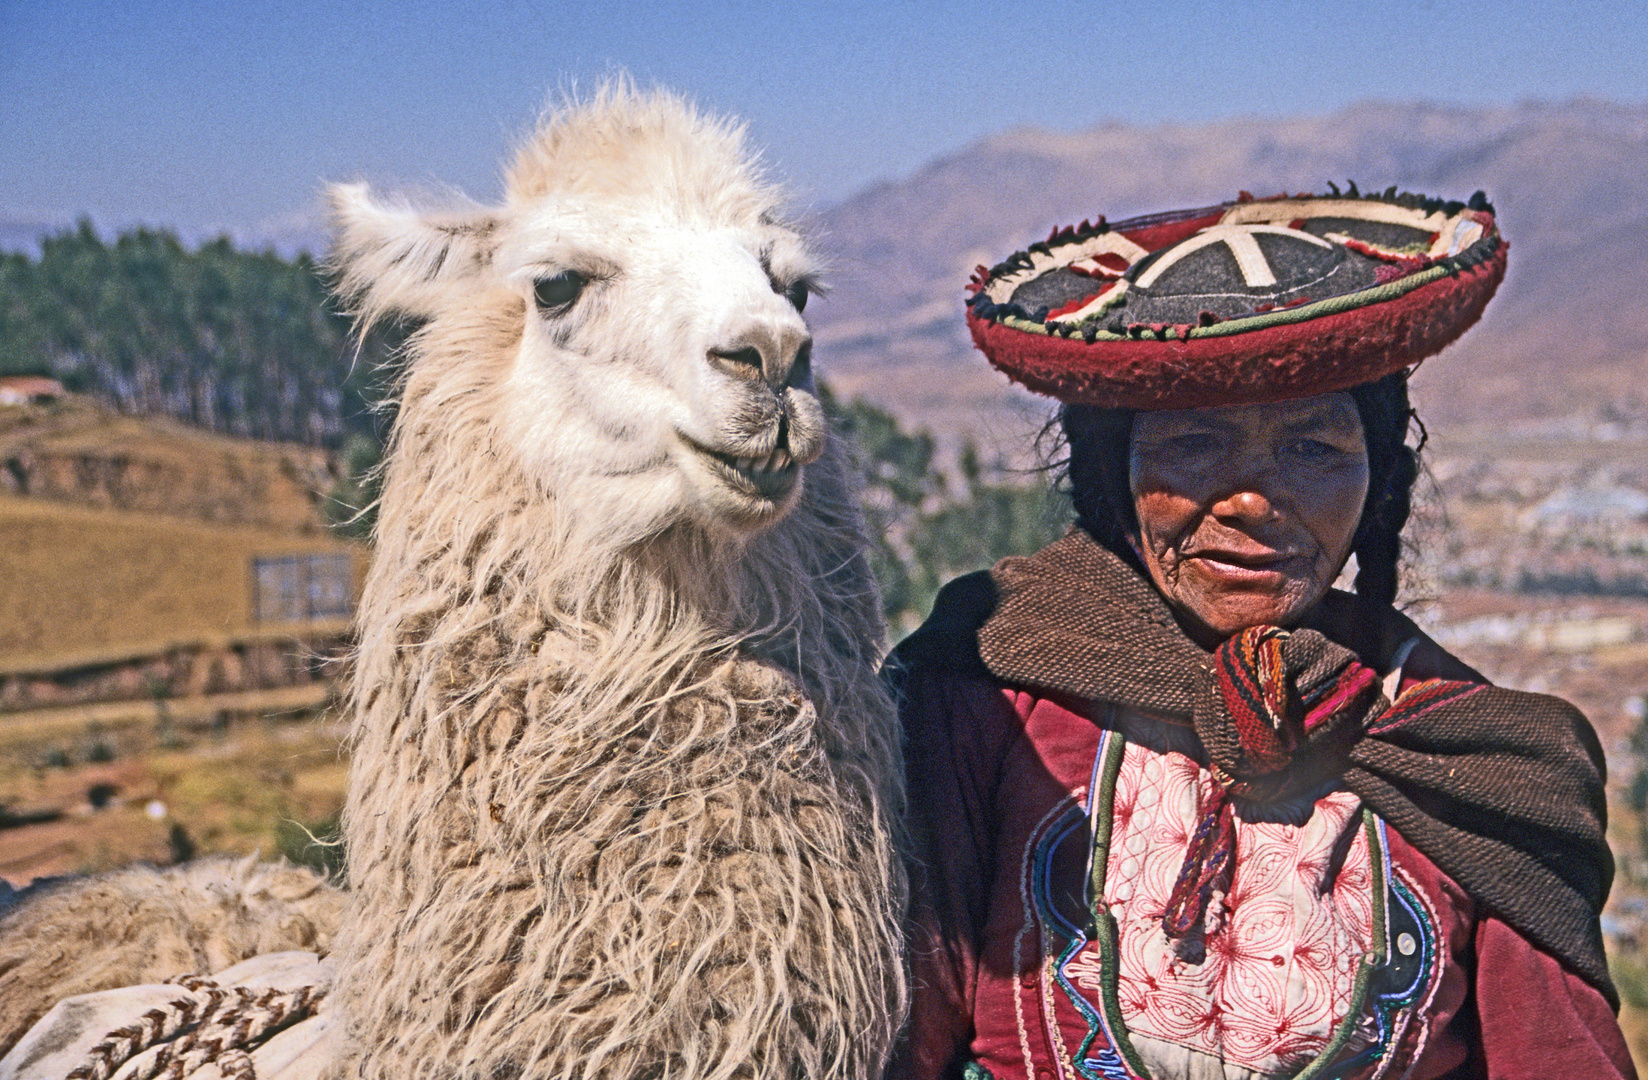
329,86,828,542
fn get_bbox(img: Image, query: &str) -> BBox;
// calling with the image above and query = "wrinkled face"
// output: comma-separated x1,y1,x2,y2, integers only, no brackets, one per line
493,205,825,537
1129,392,1370,646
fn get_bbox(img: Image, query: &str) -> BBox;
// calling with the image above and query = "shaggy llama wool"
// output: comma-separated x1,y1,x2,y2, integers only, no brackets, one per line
328,85,907,1080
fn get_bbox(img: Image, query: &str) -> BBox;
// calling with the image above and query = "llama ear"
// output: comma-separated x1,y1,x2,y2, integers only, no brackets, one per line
328,182,502,325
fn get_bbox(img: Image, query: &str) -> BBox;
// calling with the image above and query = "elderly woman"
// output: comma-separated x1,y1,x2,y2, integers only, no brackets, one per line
890,193,1635,1079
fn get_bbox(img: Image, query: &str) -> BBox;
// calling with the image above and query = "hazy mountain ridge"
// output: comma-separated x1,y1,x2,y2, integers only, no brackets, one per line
809,99,1648,444
6,99,1643,454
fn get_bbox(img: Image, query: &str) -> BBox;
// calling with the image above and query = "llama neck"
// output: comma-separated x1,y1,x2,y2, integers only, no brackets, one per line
336,337,906,1080
336,430,907,1080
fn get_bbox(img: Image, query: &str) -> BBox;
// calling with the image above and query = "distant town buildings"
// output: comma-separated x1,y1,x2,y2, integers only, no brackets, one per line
0,376,64,407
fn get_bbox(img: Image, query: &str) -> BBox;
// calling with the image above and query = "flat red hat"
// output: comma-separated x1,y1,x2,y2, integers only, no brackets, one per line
965,187,1506,409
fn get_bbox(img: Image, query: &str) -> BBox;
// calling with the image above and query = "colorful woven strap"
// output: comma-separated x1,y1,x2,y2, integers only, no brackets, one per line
1200,625,1383,799
1212,625,1295,775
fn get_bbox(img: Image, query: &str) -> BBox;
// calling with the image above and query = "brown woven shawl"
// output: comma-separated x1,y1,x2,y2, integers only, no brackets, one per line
889,529,1617,1008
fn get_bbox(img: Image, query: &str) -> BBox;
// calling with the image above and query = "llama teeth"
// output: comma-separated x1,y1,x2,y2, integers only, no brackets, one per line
734,451,791,474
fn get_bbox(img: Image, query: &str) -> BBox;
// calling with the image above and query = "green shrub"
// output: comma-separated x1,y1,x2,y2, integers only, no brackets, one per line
1611,948,1648,1009
274,812,345,882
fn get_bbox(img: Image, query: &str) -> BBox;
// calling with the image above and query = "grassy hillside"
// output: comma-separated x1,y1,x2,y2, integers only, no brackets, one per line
0,395,340,531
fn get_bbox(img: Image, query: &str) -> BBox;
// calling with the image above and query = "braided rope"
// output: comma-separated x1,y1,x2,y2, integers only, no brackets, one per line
64,983,220,1080
146,982,326,1080
63,974,327,1080
215,1050,255,1080
1159,783,1235,947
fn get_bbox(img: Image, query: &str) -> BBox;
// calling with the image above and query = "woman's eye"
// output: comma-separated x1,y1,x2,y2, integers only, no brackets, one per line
533,270,587,312
1285,438,1341,459
1166,433,1218,455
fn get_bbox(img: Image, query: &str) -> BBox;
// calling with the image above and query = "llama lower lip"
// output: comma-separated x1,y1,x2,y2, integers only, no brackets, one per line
686,439,800,501
723,459,798,501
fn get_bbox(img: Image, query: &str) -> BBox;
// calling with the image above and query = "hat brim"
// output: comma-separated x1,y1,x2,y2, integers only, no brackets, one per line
965,192,1507,409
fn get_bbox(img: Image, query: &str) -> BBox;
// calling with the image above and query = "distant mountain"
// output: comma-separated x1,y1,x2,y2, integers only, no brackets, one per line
807,99,1648,451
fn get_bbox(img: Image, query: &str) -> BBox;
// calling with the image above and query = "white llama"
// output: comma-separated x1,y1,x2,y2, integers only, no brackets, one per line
0,87,907,1080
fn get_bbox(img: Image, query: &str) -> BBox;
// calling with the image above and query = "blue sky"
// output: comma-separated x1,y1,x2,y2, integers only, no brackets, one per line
3,0,1645,248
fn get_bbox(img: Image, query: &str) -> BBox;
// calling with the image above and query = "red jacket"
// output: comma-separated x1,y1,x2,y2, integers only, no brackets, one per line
895,666,1635,1080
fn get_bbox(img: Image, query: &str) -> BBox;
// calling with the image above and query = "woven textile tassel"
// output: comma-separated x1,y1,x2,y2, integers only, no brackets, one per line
1160,782,1236,947
1163,626,1384,948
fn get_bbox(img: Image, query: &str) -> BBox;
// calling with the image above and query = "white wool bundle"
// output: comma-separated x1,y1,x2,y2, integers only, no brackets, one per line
0,856,343,1055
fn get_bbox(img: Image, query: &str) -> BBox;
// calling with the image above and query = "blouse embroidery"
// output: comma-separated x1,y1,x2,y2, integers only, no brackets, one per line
1017,710,1440,1080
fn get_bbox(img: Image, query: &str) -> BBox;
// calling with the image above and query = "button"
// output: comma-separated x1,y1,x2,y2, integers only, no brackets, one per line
1396,932,1418,957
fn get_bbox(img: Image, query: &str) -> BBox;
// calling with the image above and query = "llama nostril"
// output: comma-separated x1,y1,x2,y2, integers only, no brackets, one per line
709,347,765,381
787,340,813,389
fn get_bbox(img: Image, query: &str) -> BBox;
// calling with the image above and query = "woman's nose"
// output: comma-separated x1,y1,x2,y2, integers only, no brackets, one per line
1213,487,1279,523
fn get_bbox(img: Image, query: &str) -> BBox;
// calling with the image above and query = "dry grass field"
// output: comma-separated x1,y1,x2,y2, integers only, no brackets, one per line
0,398,359,878
0,694,347,884
0,494,361,670
0,396,337,533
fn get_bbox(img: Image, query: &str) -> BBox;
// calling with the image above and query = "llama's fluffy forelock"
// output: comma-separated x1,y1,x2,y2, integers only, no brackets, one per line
328,84,906,1080
505,83,783,223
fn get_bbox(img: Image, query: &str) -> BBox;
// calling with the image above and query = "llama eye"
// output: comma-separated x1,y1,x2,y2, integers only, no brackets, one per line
783,279,809,313
533,270,587,312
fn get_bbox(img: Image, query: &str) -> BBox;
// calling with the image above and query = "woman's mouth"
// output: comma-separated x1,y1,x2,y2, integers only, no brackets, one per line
1185,548,1307,581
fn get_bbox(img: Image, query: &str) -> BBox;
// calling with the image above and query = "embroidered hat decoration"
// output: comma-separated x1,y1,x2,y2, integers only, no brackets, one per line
965,186,1506,409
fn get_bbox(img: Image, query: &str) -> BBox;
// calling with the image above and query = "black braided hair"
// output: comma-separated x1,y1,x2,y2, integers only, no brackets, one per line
1056,371,1422,608
1345,372,1423,608
1056,404,1137,556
